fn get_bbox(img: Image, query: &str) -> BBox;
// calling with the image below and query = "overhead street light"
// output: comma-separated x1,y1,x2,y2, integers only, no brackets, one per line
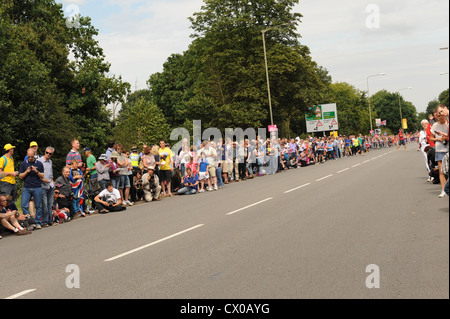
262,22,294,126
367,73,387,131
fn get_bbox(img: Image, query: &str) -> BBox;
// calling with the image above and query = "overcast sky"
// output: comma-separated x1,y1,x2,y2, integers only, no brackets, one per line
59,0,449,113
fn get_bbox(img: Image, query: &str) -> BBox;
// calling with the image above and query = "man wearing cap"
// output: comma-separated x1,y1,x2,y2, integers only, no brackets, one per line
141,166,161,202
24,141,42,162
0,144,19,201
95,154,111,191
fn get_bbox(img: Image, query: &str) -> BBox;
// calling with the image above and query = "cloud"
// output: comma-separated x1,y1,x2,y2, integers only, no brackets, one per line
58,0,448,113
295,0,449,112
92,0,204,90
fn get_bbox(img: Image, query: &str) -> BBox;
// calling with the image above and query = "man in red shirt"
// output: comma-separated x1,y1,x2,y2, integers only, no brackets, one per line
396,128,407,151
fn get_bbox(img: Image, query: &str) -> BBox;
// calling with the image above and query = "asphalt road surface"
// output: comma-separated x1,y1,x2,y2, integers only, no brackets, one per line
1,146,448,300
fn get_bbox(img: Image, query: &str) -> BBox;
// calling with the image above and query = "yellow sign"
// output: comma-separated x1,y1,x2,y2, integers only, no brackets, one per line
402,119,408,130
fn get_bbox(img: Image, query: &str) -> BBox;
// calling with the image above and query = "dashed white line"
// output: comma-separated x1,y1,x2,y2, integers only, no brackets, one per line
227,198,273,215
352,163,362,167
105,224,204,262
284,183,311,194
316,174,333,182
5,289,37,299
337,168,350,174
363,160,371,163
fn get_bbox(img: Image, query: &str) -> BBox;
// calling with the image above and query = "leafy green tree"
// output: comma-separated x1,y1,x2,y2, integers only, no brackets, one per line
439,88,449,107
0,0,130,173
321,82,371,136
371,90,419,132
147,0,331,138
112,97,171,149
426,99,440,115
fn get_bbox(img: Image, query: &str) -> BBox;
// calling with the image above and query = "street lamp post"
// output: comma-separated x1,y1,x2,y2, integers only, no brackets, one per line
397,87,412,123
262,29,274,126
262,23,293,126
367,73,386,131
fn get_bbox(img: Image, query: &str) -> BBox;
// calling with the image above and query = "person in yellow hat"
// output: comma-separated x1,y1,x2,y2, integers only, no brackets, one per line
24,141,41,161
0,144,19,201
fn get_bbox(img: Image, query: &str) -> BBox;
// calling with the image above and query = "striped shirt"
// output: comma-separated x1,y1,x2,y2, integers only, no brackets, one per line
66,150,82,166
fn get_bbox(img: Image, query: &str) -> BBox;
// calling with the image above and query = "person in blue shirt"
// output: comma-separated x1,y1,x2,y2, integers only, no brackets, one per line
197,152,210,193
326,139,335,160
19,148,45,227
344,136,352,157
178,167,199,195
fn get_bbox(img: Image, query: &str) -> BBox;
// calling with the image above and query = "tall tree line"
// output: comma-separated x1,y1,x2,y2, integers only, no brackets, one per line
117,0,424,143
0,0,130,173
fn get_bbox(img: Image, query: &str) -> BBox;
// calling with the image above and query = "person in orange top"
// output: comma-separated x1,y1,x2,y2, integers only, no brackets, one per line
396,128,407,151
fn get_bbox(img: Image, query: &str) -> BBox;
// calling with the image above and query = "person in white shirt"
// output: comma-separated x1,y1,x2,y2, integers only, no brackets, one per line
419,120,431,180
94,182,126,214
198,141,218,191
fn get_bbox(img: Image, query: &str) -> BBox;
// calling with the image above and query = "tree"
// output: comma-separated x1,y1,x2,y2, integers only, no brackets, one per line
0,0,130,173
112,97,171,149
426,99,440,115
371,90,419,132
147,0,331,138
439,88,449,107
320,82,371,136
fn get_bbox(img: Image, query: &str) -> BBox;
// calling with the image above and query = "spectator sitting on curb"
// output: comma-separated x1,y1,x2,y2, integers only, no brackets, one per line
52,189,70,224
178,167,199,195
94,181,126,214
0,195,32,236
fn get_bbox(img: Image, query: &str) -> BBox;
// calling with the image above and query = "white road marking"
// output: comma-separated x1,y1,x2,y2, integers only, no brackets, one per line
5,289,37,299
337,168,350,174
352,163,361,167
363,160,371,163
284,183,311,194
105,224,204,262
226,198,273,215
316,174,333,182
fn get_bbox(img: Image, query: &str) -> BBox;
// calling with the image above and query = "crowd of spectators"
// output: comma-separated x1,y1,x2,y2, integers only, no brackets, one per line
1,109,448,238
417,104,449,198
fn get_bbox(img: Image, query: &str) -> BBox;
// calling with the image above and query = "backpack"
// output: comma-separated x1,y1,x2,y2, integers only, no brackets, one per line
1,155,8,170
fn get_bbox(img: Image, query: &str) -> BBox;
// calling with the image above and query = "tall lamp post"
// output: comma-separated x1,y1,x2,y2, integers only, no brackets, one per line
262,23,292,126
367,73,386,131
397,87,412,123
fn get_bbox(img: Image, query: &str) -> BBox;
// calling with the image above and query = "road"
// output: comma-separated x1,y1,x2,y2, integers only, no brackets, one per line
1,146,448,300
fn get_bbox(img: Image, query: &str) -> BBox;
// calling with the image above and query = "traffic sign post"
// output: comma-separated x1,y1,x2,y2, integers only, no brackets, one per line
306,103,339,133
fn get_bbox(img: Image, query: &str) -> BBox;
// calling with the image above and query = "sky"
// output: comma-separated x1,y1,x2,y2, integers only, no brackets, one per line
58,0,449,113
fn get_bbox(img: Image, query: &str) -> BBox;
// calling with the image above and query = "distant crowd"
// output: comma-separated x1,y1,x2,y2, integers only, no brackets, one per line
1,107,448,238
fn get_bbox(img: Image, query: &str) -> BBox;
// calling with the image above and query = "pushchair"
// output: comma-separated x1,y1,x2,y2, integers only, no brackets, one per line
84,175,101,213
426,147,440,184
